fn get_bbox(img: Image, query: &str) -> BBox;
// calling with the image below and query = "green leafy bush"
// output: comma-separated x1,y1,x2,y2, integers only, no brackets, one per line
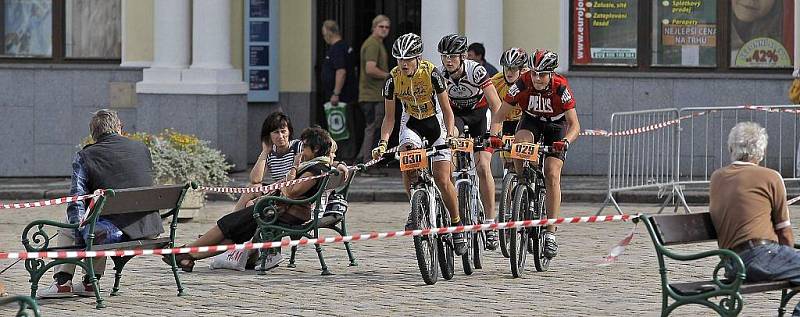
81,130,232,186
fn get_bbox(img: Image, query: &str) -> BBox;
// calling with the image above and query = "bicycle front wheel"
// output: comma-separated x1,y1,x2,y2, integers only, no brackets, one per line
532,185,551,272
436,198,455,280
509,185,530,278
499,172,517,258
411,190,439,285
457,182,474,276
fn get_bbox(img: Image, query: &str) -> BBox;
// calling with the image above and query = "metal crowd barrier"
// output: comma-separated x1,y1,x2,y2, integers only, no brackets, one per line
597,108,682,215
676,105,800,212
599,105,800,215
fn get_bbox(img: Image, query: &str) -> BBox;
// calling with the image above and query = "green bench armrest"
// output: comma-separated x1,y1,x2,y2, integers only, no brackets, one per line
22,220,79,252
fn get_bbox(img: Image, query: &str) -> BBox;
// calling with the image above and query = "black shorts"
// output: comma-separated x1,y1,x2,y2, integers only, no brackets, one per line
217,204,307,244
406,115,443,144
453,107,489,138
516,114,567,161
502,120,518,136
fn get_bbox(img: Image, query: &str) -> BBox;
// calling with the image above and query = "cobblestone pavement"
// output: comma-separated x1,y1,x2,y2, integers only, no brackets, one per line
1,201,798,316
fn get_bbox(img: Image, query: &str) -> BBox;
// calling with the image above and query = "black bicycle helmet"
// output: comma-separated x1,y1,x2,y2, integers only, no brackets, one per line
392,33,423,59
500,47,529,68
437,34,468,55
531,49,559,72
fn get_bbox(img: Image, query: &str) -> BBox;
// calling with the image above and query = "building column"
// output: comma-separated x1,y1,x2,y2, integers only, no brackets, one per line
136,0,190,92
464,0,502,68
559,1,570,73
182,0,247,94
421,0,458,63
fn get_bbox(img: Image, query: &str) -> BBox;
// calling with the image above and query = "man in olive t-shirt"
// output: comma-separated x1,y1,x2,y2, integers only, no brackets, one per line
357,15,391,162
710,122,800,316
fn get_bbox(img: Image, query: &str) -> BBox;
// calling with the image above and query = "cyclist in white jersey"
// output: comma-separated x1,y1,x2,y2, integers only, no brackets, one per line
437,34,503,250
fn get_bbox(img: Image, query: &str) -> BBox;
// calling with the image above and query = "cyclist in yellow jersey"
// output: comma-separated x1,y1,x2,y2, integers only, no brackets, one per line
491,48,529,168
491,48,529,136
371,33,467,255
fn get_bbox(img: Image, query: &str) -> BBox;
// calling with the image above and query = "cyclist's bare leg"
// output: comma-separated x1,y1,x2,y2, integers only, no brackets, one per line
512,129,534,175
475,151,495,220
399,143,418,198
432,160,459,223
543,156,564,233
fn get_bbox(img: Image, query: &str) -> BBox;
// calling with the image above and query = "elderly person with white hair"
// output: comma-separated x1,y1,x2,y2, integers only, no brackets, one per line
710,122,800,316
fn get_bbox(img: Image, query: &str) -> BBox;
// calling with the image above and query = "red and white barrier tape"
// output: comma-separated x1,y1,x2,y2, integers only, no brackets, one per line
1,214,633,260
789,195,800,205
198,174,329,194
0,191,105,210
600,223,637,264
743,105,800,114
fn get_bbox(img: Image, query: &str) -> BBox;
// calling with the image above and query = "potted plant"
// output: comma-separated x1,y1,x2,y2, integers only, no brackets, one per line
81,130,232,221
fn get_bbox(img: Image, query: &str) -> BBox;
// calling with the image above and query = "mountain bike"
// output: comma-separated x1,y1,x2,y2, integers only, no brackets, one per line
451,128,486,275
497,135,516,258
386,143,455,285
503,139,565,278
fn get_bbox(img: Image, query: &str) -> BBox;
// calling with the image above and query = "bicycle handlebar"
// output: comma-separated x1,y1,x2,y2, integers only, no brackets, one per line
382,144,451,161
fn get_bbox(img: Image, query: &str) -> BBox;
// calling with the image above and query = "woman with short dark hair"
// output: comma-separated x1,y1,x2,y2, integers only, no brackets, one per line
233,112,303,210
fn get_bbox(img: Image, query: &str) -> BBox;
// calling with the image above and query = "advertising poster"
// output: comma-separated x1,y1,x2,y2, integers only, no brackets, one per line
730,0,794,68
573,0,638,65
654,0,717,67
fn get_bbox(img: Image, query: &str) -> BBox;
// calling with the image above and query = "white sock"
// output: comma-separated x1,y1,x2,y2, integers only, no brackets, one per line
485,219,495,224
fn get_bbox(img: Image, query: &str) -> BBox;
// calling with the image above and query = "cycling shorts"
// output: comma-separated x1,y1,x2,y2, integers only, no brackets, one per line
516,114,567,161
454,107,491,152
400,110,451,162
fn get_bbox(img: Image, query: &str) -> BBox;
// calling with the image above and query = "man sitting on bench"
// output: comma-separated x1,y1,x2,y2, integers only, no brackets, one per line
710,122,800,315
38,109,163,298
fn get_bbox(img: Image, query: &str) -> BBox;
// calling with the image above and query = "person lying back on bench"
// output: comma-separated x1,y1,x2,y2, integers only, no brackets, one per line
710,122,800,315
38,110,163,299
165,127,348,273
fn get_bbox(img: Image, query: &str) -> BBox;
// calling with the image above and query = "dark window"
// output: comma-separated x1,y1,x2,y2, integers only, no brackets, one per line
0,0,120,63
570,0,795,72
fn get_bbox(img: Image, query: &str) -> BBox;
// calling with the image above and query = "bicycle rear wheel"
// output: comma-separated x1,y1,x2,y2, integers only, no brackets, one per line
457,182,474,276
411,190,439,285
498,172,516,258
436,198,455,280
509,185,530,278
532,184,551,272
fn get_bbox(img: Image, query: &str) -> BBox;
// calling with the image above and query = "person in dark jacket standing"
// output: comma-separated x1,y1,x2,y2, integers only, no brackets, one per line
38,109,162,298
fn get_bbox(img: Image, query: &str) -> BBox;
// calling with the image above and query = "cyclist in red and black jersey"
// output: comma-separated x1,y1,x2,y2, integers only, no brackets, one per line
489,49,580,260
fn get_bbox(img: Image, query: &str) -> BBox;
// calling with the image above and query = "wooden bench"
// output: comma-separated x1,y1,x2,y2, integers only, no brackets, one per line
252,166,361,276
0,295,40,317
639,213,800,316
21,184,193,309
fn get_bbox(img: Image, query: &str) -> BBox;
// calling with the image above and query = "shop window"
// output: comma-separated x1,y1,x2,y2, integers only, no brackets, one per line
570,0,795,72
652,1,717,67
572,0,638,66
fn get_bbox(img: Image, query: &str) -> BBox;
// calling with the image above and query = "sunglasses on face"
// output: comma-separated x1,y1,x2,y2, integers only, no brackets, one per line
533,71,552,78
377,25,390,29
441,54,461,61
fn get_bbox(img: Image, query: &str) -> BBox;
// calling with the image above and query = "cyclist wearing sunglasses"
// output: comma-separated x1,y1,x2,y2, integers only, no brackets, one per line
372,33,467,256
489,49,581,260
436,34,503,250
